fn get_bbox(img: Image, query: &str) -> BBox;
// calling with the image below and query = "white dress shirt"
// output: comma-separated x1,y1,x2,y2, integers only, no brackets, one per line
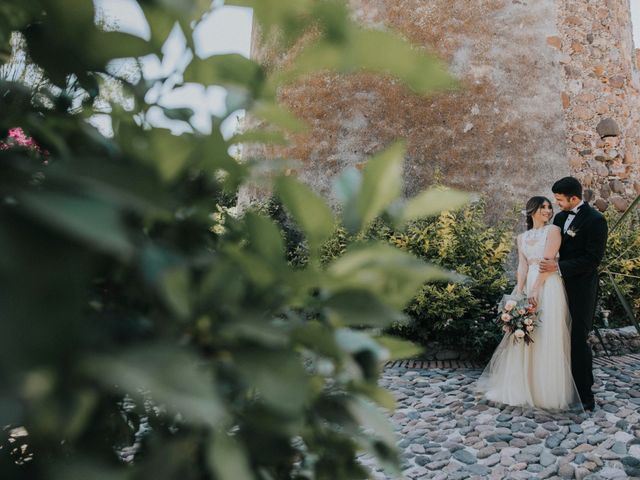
563,200,584,233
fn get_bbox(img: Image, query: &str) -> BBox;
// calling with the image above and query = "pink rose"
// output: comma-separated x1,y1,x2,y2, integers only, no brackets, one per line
518,309,526,315
524,318,533,326
501,313,512,322
526,325,534,332
505,300,517,312
514,329,525,338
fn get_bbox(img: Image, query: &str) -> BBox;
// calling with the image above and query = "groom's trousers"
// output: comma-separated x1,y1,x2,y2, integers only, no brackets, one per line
565,276,597,405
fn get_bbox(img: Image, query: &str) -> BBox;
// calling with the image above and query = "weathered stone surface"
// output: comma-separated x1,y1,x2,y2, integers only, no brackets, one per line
610,196,628,212
248,0,640,216
559,463,576,479
247,0,583,220
548,36,562,49
596,118,621,138
452,449,477,465
609,75,625,88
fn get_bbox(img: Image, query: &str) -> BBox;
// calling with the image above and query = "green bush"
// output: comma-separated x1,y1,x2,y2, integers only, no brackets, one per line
599,210,640,327
267,201,514,358
390,204,513,356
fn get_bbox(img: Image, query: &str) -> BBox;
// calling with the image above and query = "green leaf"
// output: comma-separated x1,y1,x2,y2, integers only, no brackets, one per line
375,336,423,361
234,349,311,414
352,384,397,410
327,243,456,309
159,267,191,320
196,126,248,187
90,31,156,62
119,125,194,182
18,191,133,259
164,107,195,122
219,317,289,348
276,25,455,95
323,289,407,327
346,396,396,444
184,54,265,94
208,430,255,480
252,102,307,133
245,212,286,263
399,187,471,224
275,176,335,255
225,86,251,113
335,329,387,360
85,345,225,427
149,0,211,23
225,246,278,288
44,156,172,218
228,130,287,146
53,462,127,480
226,0,312,45
342,142,405,233
332,167,361,204
291,321,342,359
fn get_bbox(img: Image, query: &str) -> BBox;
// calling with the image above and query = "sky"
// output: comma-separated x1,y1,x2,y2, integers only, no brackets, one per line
93,0,253,136
632,1,640,45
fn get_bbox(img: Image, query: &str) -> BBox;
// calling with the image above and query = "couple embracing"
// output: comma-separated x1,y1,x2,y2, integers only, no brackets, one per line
478,176,608,412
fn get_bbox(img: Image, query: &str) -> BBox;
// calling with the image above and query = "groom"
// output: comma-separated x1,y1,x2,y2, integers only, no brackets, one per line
539,177,608,411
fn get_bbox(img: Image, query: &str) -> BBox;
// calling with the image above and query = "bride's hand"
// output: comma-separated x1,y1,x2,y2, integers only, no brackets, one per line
528,293,538,310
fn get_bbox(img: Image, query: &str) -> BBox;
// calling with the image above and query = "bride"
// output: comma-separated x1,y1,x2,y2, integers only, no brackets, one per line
477,196,581,410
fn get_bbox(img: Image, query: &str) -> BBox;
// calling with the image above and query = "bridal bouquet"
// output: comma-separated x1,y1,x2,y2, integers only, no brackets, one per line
496,294,539,345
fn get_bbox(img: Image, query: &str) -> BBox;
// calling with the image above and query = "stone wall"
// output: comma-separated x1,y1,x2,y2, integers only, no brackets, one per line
557,0,640,212
247,0,640,217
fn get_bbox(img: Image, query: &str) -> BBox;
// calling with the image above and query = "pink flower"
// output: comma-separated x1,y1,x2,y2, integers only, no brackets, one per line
514,329,525,338
2,127,49,156
504,300,517,311
518,308,526,315
524,318,533,326
526,325,534,332
501,313,512,322
502,325,510,333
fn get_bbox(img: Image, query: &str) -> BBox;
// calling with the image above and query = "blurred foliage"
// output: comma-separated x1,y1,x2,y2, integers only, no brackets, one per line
0,1,461,479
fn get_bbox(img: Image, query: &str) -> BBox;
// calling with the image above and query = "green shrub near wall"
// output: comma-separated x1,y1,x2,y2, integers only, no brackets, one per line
600,210,640,327
383,203,513,358
263,199,515,358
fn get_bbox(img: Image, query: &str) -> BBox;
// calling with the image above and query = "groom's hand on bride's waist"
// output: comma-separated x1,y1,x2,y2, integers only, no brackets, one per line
539,258,559,273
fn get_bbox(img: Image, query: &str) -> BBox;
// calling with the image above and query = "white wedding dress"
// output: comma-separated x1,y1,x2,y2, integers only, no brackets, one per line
477,225,581,410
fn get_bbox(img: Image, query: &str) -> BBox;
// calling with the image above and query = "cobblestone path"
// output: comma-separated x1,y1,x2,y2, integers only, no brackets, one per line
362,354,640,479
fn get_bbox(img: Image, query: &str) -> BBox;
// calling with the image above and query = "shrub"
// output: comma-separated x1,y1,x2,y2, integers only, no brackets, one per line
270,201,514,358
599,209,640,327
385,203,513,357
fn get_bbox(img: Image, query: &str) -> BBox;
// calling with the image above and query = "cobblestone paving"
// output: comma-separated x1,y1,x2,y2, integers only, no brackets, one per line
362,354,640,480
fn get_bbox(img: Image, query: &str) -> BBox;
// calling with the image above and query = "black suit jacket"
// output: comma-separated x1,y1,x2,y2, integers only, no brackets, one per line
552,203,608,329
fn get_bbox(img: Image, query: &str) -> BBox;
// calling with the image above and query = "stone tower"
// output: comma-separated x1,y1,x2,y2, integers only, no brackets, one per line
248,0,640,218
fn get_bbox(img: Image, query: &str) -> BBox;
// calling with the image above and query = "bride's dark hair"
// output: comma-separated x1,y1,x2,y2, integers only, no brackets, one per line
525,196,553,230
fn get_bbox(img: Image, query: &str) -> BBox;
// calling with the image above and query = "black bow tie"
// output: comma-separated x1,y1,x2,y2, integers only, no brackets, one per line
567,205,583,216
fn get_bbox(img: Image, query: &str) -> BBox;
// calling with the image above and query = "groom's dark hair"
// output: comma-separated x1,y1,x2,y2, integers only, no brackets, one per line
552,176,582,199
